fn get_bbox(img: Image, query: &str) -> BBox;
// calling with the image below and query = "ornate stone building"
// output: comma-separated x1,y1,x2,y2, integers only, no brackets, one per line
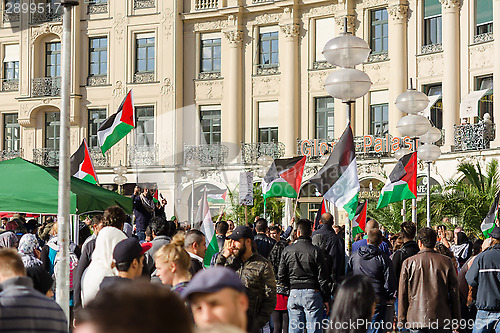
0,0,497,224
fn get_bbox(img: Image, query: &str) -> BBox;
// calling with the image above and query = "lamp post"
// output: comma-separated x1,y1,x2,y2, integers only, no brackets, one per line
256,155,273,219
418,127,442,227
113,163,127,194
186,159,201,227
395,86,431,223
322,20,371,257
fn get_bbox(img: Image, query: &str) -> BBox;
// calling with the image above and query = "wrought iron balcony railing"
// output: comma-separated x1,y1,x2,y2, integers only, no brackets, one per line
133,0,155,9
241,141,285,165
127,144,158,166
2,11,19,23
89,147,110,167
420,43,442,54
87,76,107,86
312,61,335,70
198,71,222,80
473,32,494,44
367,52,389,63
133,72,155,84
32,77,61,97
0,149,22,161
1,79,19,92
256,65,280,76
184,144,228,166
33,148,59,167
253,0,274,3
88,2,108,14
31,6,62,24
454,122,495,152
195,0,218,10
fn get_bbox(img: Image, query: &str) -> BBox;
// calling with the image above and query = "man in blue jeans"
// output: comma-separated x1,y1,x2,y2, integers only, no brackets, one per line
278,219,330,333
466,226,500,333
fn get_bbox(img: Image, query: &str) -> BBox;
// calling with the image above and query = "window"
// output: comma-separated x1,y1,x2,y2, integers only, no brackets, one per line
45,112,60,149
45,42,61,77
476,0,493,35
424,84,443,129
200,106,221,144
258,101,278,143
89,37,107,77
315,17,335,62
315,97,334,140
370,9,388,54
423,0,442,46
136,106,154,146
3,44,19,82
259,29,278,67
135,34,155,74
370,104,388,136
3,113,19,151
201,37,221,73
477,75,493,121
88,109,107,148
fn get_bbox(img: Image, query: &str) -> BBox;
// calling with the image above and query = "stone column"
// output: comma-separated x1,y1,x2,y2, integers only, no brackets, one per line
387,3,409,137
440,0,461,151
223,27,243,163
493,0,500,146
279,23,300,157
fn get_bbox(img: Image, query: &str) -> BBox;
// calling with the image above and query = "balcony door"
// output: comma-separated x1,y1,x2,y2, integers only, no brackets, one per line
45,112,60,150
45,42,61,78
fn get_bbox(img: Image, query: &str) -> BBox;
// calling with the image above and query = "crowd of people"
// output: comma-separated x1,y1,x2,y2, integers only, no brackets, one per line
0,186,499,333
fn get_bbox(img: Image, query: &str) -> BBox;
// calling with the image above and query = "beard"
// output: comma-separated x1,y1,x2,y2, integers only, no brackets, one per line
233,242,247,259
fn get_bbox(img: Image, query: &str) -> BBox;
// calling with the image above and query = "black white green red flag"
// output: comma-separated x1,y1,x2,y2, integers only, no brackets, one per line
199,188,219,266
313,198,328,231
377,152,417,209
207,190,227,204
70,139,98,184
352,200,367,237
482,190,500,237
308,125,360,220
262,156,307,201
97,90,135,154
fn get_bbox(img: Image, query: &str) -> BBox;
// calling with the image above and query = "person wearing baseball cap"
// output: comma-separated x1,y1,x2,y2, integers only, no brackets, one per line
99,238,152,291
181,266,248,331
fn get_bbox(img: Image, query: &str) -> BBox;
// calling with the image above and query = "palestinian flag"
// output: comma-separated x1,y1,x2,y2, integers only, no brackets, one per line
309,125,359,220
70,139,98,184
377,152,417,209
262,156,307,201
313,198,328,231
97,90,135,154
482,191,500,237
207,190,227,204
352,200,367,237
199,188,219,266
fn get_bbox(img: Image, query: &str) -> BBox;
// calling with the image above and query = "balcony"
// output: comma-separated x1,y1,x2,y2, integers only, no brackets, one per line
88,2,108,14
87,76,107,87
133,0,155,9
2,11,19,23
367,52,389,63
420,43,442,55
89,147,110,168
127,144,158,166
32,77,61,97
473,32,494,44
198,71,222,80
0,149,22,161
1,79,19,92
454,122,495,151
184,144,228,166
195,0,218,10
31,7,62,24
312,61,335,70
33,148,59,167
241,141,285,165
256,64,279,76
133,72,155,84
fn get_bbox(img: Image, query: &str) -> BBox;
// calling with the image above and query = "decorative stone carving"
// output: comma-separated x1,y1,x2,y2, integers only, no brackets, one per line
161,10,174,36
195,80,224,100
193,20,228,32
357,0,388,9
334,15,356,33
223,30,243,44
308,70,331,92
303,3,338,18
364,62,390,85
388,4,409,22
161,78,173,95
280,24,300,38
252,76,280,96
113,81,126,98
251,13,282,25
30,23,63,44
439,0,461,9
470,43,494,69
114,13,126,40
417,53,444,77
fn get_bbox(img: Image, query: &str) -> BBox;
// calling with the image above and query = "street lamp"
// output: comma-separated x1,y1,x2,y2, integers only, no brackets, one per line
186,159,201,227
395,86,431,224
113,163,127,194
418,127,441,227
322,20,371,257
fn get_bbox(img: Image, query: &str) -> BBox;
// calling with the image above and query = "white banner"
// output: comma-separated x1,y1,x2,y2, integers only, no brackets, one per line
239,172,253,206
460,89,489,118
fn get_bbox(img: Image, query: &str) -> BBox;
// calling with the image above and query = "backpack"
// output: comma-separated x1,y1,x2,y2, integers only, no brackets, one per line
52,249,79,290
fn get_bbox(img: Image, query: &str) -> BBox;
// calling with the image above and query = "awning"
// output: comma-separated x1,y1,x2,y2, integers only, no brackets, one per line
421,94,441,118
460,89,490,118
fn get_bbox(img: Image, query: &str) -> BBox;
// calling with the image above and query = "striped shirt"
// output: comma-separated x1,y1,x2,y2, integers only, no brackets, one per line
0,276,68,333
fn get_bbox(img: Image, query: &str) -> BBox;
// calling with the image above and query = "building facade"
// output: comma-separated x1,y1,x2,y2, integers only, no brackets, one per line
0,0,498,224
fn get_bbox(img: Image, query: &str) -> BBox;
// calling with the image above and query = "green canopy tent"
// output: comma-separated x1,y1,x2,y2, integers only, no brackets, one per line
0,158,132,214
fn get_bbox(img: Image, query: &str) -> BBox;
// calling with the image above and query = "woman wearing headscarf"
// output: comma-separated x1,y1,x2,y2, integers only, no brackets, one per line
0,230,17,248
451,231,472,269
18,233,43,268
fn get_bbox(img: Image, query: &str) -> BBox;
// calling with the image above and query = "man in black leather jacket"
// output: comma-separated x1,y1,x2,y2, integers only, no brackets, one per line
254,218,276,259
